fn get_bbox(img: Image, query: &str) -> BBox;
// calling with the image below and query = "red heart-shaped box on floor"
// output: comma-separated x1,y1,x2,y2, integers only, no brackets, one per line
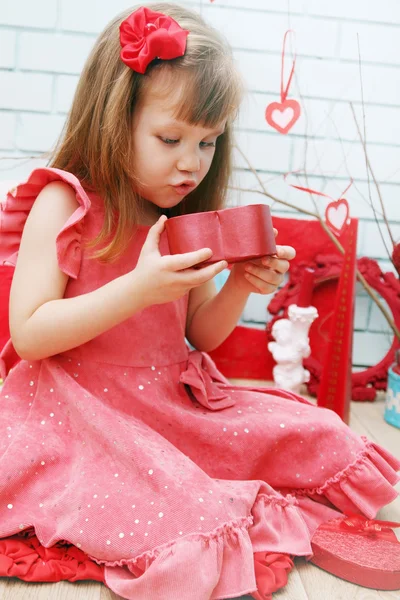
309,515,400,590
165,204,277,265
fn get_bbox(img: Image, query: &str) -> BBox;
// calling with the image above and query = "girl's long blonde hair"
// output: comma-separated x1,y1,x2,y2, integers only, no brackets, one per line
50,2,244,262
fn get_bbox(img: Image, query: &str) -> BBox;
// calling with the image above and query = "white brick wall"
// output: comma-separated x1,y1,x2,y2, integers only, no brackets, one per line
0,30,16,68
15,114,65,152
0,0,399,368
54,75,79,114
0,72,53,111
19,32,95,74
0,0,57,28
306,0,400,25
0,112,16,149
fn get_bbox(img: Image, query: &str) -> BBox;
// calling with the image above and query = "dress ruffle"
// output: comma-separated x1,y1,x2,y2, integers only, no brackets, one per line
0,168,92,379
86,493,315,600
0,339,20,381
91,444,399,600
288,437,400,519
97,517,258,600
0,495,310,597
0,167,91,279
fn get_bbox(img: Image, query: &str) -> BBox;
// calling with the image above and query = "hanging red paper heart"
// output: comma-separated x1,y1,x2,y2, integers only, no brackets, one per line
265,31,301,135
284,174,353,238
265,99,301,135
325,198,350,236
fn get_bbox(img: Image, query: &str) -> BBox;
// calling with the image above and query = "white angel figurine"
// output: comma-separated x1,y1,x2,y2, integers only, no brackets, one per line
268,318,311,393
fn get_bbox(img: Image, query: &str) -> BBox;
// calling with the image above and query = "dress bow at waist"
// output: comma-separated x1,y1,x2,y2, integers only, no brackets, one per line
179,350,235,411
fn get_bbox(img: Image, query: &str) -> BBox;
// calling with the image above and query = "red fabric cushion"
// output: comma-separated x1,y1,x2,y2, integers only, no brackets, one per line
0,531,104,583
251,552,294,600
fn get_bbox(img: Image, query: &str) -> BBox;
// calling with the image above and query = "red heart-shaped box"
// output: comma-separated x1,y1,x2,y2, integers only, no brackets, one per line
165,204,276,265
309,515,400,590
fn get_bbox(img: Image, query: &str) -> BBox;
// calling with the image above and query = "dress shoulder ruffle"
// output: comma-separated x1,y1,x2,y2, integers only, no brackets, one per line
0,167,91,279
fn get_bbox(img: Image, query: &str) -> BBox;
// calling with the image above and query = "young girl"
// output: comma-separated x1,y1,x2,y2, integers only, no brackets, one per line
0,3,399,599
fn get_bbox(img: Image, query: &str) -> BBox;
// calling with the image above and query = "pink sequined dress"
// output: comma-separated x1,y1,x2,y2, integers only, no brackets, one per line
0,168,399,600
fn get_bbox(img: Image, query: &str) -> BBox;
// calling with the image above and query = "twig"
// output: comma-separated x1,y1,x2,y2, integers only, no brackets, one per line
229,186,316,218
353,35,395,266
350,102,396,251
325,105,387,224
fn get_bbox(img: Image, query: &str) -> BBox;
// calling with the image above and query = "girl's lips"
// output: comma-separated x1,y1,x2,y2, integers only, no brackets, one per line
172,183,196,196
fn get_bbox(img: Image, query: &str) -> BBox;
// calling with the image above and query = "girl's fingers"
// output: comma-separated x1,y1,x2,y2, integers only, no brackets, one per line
244,271,281,294
167,248,213,271
257,246,295,274
143,215,167,252
245,264,284,286
275,245,296,260
261,257,290,274
185,260,228,286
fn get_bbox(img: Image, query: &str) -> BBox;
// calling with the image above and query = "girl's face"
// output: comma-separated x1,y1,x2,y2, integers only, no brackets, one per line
132,73,226,220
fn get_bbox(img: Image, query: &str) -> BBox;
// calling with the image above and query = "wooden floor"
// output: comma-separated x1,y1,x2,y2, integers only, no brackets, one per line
1,380,399,600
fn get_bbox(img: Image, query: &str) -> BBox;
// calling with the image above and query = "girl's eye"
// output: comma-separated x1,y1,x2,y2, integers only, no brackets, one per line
159,137,216,147
160,137,179,145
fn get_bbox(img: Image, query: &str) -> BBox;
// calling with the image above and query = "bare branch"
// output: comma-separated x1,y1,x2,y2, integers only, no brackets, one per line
228,185,317,218
350,103,396,252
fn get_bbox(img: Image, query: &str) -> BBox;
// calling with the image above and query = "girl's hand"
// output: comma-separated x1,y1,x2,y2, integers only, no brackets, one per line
229,230,296,295
134,215,227,306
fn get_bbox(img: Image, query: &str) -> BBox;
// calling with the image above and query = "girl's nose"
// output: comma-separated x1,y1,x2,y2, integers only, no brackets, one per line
177,150,201,173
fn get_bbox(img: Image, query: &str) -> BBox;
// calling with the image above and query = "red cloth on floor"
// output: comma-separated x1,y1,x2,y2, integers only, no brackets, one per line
0,532,105,583
251,552,294,600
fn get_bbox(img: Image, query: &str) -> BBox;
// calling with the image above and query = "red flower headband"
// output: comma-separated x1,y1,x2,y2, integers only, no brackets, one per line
119,6,189,74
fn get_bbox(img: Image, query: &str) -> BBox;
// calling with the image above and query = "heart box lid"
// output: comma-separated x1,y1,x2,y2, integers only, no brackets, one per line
165,204,277,265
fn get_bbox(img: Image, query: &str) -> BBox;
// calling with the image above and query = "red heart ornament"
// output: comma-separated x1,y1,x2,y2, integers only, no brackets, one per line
265,99,300,134
325,198,349,236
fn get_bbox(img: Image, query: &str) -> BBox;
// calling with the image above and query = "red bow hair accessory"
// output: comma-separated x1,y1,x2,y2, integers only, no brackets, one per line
119,6,189,74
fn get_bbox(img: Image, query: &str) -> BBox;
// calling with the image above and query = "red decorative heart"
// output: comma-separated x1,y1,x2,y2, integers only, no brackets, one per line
325,198,349,236
265,98,300,134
